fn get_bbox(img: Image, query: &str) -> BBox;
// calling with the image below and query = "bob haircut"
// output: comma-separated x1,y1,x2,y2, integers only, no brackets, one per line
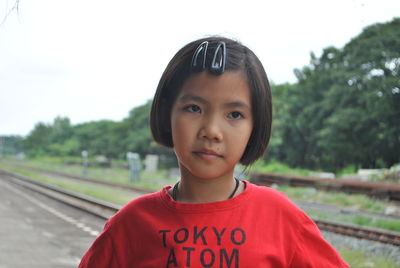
150,36,272,166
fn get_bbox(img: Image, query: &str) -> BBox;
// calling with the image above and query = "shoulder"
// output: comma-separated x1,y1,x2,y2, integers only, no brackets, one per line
245,181,309,223
246,181,297,208
124,190,162,209
106,189,164,227
246,181,320,230
245,182,349,267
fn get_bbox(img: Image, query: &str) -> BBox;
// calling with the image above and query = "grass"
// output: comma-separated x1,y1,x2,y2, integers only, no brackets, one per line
275,185,387,213
3,158,177,191
0,163,140,205
1,157,400,266
276,185,400,232
3,159,399,232
336,164,358,178
304,209,400,232
248,159,313,176
352,216,400,232
249,160,393,215
2,158,396,213
339,247,400,268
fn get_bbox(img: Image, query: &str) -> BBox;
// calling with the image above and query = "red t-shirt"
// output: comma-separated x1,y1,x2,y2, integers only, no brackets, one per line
79,180,349,267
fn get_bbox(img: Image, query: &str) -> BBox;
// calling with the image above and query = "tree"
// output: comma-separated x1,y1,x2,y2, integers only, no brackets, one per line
272,18,400,171
318,18,400,169
0,135,24,155
121,101,175,165
24,122,53,156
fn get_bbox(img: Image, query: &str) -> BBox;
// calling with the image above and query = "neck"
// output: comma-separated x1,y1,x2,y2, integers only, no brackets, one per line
172,166,242,203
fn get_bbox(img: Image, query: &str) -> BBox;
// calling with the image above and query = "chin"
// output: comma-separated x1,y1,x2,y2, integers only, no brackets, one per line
177,156,237,180
184,166,233,180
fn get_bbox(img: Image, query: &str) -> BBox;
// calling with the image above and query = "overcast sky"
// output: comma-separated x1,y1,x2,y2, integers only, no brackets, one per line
1,0,399,136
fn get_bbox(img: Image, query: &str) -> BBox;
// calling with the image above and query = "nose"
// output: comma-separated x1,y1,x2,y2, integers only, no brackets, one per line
198,114,223,142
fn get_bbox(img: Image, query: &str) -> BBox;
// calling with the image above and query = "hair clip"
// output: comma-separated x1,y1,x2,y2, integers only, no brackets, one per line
191,41,209,72
209,41,226,75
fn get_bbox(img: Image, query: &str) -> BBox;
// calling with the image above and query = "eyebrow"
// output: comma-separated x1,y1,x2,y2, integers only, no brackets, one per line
178,94,251,111
178,94,208,105
224,101,251,111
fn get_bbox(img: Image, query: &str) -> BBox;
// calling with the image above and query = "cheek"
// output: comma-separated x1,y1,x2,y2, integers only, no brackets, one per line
171,113,182,140
231,133,251,152
170,109,180,141
171,113,192,149
232,123,253,153
232,120,253,139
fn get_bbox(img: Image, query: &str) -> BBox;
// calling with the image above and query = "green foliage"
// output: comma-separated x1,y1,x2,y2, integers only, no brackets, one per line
269,18,400,171
24,121,54,156
339,248,400,268
74,119,121,157
303,207,400,232
0,158,176,192
0,135,24,155
18,18,400,172
0,164,137,205
21,101,176,165
250,159,312,176
336,164,358,178
346,215,400,233
277,185,386,213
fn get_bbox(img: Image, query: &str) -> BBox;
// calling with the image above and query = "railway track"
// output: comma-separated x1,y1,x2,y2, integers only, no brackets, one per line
7,162,400,210
14,164,400,219
16,164,394,223
250,172,400,202
11,163,400,202
1,168,399,247
0,169,120,220
10,164,153,194
13,163,400,219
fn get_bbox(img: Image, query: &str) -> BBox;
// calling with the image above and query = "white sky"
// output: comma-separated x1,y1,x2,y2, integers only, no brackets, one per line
0,0,399,136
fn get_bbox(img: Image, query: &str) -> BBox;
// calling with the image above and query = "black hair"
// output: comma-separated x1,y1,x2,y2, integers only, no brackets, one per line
150,36,272,165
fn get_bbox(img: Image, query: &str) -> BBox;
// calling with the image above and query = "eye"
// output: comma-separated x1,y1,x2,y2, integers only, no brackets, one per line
185,104,201,113
228,111,243,120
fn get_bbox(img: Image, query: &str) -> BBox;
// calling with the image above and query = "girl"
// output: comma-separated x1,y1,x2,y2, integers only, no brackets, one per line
79,37,349,267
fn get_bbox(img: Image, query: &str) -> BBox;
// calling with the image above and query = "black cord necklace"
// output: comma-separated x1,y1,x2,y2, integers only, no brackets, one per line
172,178,240,201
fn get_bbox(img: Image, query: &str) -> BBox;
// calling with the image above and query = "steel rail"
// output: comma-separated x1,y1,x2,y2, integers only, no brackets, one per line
10,164,400,219
9,163,153,194
1,169,399,246
314,219,400,246
0,170,119,219
250,172,400,201
11,163,400,202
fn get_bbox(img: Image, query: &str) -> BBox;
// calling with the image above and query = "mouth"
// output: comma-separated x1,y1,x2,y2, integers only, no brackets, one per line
193,149,223,159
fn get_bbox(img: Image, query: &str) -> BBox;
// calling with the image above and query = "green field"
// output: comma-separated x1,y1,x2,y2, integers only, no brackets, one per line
338,248,400,268
1,158,399,232
1,157,399,267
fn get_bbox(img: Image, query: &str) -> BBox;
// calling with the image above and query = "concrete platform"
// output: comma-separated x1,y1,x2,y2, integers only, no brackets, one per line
0,174,106,268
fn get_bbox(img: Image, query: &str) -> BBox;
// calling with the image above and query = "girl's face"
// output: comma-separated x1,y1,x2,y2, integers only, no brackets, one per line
171,71,253,180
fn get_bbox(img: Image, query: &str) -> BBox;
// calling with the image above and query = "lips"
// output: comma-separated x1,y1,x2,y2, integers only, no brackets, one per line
193,149,223,160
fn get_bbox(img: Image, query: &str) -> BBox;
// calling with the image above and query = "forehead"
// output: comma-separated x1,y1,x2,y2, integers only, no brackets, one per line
177,71,251,105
